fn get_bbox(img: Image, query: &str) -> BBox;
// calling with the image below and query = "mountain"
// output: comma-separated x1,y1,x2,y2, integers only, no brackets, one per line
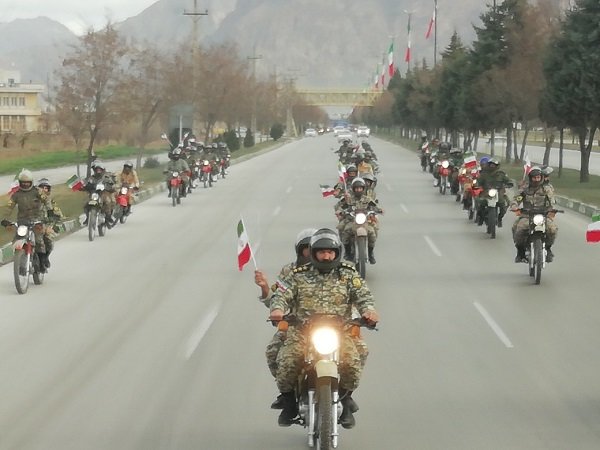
0,0,567,88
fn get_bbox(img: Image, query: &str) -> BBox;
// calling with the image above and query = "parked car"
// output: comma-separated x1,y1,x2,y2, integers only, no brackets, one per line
357,126,370,138
304,128,317,137
337,129,353,143
333,125,345,137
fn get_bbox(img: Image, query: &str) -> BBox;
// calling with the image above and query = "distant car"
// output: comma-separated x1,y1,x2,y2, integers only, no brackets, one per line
304,128,317,137
333,126,345,137
337,129,353,143
357,126,370,138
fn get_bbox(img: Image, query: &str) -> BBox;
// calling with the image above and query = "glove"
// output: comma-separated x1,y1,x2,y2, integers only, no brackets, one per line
1,219,10,227
53,224,61,233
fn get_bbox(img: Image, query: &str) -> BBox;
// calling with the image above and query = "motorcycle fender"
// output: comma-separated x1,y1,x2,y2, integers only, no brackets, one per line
170,179,180,187
315,360,338,379
13,239,26,251
356,227,368,237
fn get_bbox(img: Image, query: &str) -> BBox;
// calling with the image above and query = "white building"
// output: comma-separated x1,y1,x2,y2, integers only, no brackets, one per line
0,70,45,132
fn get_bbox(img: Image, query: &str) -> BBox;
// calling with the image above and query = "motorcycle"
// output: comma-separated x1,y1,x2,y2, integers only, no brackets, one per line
2,220,46,294
219,154,231,178
345,207,378,279
438,160,451,195
518,208,563,285
114,183,136,224
480,181,513,238
462,174,483,221
200,160,213,188
191,160,202,188
272,314,376,450
86,182,109,241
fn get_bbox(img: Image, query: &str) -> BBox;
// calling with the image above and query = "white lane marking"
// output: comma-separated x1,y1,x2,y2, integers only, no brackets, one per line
400,204,409,214
473,302,514,349
273,206,282,216
424,235,442,257
184,303,220,360
286,186,293,194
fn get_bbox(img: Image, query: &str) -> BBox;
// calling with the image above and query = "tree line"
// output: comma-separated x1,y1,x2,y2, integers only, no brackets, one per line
355,0,600,183
52,23,327,174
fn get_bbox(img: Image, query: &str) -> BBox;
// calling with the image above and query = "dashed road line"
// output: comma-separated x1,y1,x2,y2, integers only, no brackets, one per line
473,302,514,349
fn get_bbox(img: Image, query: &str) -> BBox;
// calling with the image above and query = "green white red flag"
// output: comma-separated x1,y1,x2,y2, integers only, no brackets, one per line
320,184,335,198
405,14,412,63
586,214,600,243
463,154,477,169
7,173,19,195
388,42,394,77
237,218,253,271
66,174,85,191
425,6,436,39
338,161,347,183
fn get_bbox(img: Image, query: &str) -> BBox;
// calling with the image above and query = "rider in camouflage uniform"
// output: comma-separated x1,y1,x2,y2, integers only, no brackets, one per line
37,178,64,269
510,166,558,262
1,170,53,269
269,228,379,429
477,158,512,227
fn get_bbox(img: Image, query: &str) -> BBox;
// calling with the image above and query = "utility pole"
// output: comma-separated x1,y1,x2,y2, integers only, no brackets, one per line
247,45,263,142
183,1,208,133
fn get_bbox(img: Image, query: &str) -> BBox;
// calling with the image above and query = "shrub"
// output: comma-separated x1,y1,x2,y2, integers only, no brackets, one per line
270,123,284,141
222,130,240,151
243,129,255,148
143,156,160,168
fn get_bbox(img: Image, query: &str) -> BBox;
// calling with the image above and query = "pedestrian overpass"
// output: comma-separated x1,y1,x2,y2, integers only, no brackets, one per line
295,89,383,107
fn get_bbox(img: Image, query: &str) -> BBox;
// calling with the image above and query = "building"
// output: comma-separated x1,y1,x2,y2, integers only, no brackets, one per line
0,70,45,133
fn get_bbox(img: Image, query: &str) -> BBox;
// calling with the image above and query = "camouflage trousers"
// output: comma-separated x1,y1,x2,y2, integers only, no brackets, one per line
276,329,368,392
267,330,369,379
43,224,57,253
512,216,557,247
341,221,377,246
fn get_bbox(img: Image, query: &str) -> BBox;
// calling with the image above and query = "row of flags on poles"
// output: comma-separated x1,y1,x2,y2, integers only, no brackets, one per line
373,3,437,90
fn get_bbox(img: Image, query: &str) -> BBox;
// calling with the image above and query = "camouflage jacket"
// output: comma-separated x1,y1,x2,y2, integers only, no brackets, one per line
2,187,52,222
511,183,556,210
269,262,376,320
117,170,140,188
260,261,298,308
166,159,190,173
335,192,381,215
479,168,511,191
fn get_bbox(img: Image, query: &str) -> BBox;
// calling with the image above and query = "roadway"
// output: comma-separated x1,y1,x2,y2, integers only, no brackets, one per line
0,135,599,449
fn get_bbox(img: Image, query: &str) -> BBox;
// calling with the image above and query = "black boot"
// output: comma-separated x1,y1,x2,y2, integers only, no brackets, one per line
43,250,51,269
368,247,376,264
343,244,354,261
514,245,527,263
277,392,298,426
546,246,554,263
339,389,357,429
36,253,48,273
270,394,284,409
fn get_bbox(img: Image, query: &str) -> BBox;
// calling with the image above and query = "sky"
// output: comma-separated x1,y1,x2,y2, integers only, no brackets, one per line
0,0,158,34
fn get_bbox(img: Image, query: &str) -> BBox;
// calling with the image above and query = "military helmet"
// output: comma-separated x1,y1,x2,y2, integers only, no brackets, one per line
295,228,318,258
439,142,451,152
361,172,376,185
528,166,542,179
351,177,366,190
17,169,34,191
309,228,342,272
346,165,358,175
488,157,500,166
123,161,133,168
479,156,490,165
37,178,52,189
541,166,554,176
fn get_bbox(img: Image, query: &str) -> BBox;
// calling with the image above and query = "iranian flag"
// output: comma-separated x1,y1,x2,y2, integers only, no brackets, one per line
320,184,335,198
464,154,477,169
237,218,252,271
425,6,436,39
586,219,600,243
66,174,85,191
338,161,347,183
388,42,395,76
405,14,412,63
523,152,532,178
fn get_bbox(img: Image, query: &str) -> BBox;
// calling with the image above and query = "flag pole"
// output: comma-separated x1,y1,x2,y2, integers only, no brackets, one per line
240,215,258,270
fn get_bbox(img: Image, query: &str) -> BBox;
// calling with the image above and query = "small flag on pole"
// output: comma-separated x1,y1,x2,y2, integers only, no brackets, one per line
337,162,347,183
320,184,335,198
66,174,85,191
425,6,436,39
387,41,395,77
463,154,477,169
586,216,600,243
237,218,253,271
523,153,532,178
7,174,19,195
405,14,412,63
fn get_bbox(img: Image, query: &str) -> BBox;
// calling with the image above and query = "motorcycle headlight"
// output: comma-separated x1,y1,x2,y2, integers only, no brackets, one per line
91,193,100,201
96,183,105,191
120,187,128,194
311,327,339,355
441,160,450,168
17,225,28,237
172,171,179,177
488,188,498,197
355,212,367,225
533,214,545,226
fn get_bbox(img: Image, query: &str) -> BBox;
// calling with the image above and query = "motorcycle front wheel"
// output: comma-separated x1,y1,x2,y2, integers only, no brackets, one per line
13,249,31,294
487,206,497,238
356,236,367,279
171,186,178,207
88,209,97,242
534,238,543,285
33,254,45,285
316,380,333,450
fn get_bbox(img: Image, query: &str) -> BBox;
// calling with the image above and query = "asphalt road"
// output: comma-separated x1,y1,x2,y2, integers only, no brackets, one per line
1,135,599,449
